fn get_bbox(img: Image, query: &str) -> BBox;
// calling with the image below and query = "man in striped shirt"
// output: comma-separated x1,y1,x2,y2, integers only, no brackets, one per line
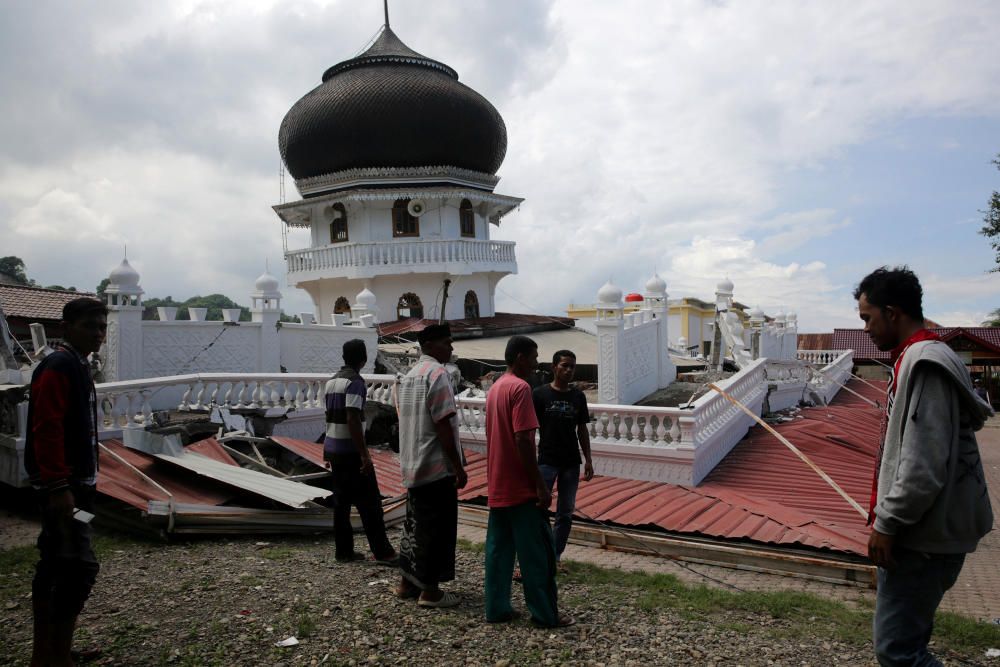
394,324,467,608
324,339,396,564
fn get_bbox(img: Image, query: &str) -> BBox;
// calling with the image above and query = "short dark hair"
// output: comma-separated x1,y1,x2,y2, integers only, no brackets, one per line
552,349,576,366
505,335,537,366
853,266,924,321
417,323,451,345
342,339,368,366
62,298,108,323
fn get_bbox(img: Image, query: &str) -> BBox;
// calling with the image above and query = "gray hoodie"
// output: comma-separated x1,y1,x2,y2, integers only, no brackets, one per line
874,339,994,553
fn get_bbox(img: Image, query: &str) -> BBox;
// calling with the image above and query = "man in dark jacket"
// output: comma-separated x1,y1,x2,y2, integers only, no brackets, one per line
855,267,993,666
25,297,107,667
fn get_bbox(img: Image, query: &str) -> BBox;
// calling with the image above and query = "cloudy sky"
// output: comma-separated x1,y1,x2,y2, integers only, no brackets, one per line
3,0,999,331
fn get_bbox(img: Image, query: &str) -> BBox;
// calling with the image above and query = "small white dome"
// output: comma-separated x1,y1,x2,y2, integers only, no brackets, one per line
716,277,734,293
355,287,377,307
596,281,623,305
749,305,765,319
254,271,280,293
645,273,667,294
775,310,787,323
787,311,798,322
109,258,140,288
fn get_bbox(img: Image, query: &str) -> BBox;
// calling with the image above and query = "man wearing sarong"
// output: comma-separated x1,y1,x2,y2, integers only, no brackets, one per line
395,324,467,608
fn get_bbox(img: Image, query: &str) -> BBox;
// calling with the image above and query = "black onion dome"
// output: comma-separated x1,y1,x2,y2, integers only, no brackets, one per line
279,27,507,181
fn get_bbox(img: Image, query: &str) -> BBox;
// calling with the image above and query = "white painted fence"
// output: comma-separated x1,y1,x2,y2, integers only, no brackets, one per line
2,353,854,488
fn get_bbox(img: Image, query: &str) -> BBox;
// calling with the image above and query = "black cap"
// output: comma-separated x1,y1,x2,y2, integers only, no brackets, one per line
418,323,451,344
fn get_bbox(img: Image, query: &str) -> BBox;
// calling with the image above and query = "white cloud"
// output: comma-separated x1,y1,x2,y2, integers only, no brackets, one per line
2,0,999,328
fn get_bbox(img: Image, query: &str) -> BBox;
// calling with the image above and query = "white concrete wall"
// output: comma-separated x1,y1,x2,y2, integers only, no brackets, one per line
103,316,377,382
312,273,499,324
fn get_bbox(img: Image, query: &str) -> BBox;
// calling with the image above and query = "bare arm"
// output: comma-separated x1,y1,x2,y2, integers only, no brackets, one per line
434,416,467,489
514,428,550,509
578,424,594,481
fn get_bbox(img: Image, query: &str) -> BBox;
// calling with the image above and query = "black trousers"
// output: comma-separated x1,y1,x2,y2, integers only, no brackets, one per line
33,484,100,621
327,453,393,560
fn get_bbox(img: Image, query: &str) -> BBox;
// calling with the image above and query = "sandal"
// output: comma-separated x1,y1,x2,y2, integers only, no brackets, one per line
532,613,576,628
394,585,419,599
373,553,400,567
417,591,461,608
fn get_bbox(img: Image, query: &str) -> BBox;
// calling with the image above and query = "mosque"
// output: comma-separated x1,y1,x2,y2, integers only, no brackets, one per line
274,21,524,328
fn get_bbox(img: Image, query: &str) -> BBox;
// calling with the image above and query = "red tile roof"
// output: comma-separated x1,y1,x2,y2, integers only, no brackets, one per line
0,284,97,322
833,327,1000,361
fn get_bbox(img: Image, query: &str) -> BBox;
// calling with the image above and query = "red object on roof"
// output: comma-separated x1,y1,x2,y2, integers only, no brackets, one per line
624,293,644,303
279,380,883,557
797,333,833,350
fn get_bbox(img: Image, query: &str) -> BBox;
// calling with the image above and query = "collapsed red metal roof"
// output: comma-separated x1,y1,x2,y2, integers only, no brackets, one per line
338,379,881,557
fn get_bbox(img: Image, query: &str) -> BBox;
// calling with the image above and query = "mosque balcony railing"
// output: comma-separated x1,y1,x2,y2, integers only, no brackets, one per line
91,373,397,435
285,239,517,281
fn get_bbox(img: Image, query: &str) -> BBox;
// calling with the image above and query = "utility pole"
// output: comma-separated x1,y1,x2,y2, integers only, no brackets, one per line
439,278,451,324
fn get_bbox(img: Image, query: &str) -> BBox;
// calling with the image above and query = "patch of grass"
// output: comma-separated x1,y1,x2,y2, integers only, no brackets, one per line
558,558,1000,655
91,531,146,560
457,538,485,554
259,546,295,560
0,544,36,597
296,612,317,638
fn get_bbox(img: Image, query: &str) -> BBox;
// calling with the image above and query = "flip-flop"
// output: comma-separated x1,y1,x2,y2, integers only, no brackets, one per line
417,591,460,608
373,554,400,567
394,584,419,599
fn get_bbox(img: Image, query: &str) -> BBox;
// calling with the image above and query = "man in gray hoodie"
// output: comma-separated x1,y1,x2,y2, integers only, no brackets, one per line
855,267,993,667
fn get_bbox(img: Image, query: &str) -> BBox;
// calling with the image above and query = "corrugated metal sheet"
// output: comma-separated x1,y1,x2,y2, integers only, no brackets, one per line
98,439,236,509
154,451,332,508
277,379,883,556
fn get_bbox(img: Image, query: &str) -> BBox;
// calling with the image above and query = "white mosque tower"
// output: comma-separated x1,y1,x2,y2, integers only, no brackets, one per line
273,14,522,325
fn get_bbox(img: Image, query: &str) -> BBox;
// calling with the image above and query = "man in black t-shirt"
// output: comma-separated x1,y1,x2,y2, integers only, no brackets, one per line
532,349,593,565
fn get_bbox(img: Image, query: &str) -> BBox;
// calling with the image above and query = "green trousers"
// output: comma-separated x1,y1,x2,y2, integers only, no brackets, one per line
484,502,559,626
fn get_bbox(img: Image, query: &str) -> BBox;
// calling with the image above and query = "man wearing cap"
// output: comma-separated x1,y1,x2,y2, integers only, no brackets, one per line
394,324,468,608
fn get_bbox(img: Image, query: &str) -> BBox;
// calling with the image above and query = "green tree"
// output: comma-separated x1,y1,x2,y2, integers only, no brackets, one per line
0,256,29,284
96,278,110,299
983,308,1000,327
981,153,1000,272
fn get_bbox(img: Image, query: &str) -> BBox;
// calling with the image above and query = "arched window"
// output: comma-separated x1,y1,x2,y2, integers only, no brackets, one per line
460,199,475,238
392,199,419,237
334,296,351,314
397,292,423,320
328,203,348,243
464,290,480,319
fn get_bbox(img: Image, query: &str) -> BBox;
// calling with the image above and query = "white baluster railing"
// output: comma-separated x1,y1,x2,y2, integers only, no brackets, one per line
285,239,517,276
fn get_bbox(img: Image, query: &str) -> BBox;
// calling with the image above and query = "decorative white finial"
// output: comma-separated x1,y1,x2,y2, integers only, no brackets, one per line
596,280,623,305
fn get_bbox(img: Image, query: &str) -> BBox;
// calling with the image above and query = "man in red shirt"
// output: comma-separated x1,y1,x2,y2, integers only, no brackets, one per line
484,335,573,627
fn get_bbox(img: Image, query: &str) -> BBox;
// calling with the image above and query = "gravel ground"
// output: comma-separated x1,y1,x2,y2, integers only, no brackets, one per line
1,525,988,666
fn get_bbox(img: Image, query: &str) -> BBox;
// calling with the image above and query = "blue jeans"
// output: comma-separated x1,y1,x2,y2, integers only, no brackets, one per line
873,548,965,666
538,464,580,559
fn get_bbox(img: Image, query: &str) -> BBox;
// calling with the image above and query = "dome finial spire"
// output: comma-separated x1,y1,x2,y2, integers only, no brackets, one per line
384,0,390,27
